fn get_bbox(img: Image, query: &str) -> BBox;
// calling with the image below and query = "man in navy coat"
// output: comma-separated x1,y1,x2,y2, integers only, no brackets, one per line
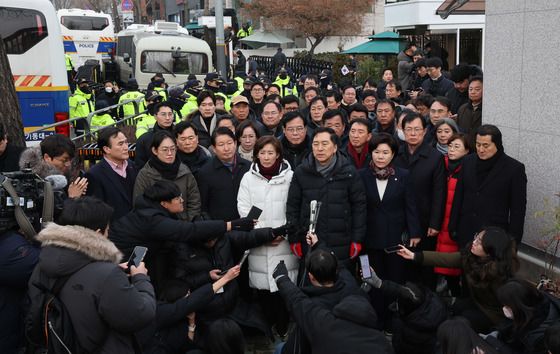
85,127,137,222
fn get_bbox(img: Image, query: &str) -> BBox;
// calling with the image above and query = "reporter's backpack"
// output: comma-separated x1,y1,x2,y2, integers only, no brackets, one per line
27,268,89,354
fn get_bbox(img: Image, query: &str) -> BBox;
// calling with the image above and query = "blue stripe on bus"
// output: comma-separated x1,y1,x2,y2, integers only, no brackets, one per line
96,41,115,54
63,40,77,53
17,90,69,132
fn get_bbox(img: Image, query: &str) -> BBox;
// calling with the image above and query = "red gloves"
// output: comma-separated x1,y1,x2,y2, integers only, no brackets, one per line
349,242,362,259
290,242,303,258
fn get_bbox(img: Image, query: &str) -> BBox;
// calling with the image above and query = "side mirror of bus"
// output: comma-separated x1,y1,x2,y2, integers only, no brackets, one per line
123,53,130,63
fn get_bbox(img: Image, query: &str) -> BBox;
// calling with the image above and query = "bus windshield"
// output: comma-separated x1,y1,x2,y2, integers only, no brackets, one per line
140,51,208,75
61,15,108,31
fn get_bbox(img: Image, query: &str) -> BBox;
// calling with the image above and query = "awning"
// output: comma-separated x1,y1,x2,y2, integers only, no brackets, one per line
437,0,485,19
239,31,294,49
185,22,204,30
343,31,406,55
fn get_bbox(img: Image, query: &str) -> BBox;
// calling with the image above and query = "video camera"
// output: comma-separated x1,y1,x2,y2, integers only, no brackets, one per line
0,170,63,237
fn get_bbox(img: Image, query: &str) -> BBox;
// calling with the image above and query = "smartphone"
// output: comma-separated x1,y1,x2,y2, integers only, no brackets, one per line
359,255,372,279
384,245,402,254
219,250,251,276
127,246,148,269
247,206,263,220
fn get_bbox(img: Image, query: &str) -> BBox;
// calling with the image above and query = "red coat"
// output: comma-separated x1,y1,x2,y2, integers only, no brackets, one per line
435,156,462,276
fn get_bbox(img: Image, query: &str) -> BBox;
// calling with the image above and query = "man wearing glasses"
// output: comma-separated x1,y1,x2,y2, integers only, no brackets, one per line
135,102,176,169
393,111,446,287
19,133,88,199
280,111,310,169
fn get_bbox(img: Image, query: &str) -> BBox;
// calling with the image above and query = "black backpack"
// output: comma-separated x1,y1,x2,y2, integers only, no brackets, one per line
27,268,90,354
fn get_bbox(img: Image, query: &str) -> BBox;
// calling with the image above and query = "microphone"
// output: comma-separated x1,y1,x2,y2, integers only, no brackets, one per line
44,175,68,190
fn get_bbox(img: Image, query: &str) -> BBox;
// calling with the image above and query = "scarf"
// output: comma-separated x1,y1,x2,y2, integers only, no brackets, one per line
369,160,395,180
347,143,369,169
475,150,503,185
446,156,463,178
222,154,238,172
149,155,181,180
284,137,308,153
436,142,448,155
238,146,253,162
315,154,337,178
257,159,281,181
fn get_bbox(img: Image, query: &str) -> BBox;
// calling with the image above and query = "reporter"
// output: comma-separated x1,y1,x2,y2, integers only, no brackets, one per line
26,197,156,353
398,226,519,333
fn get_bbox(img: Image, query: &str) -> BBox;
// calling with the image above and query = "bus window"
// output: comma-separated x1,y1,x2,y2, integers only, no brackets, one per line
117,36,133,56
60,16,109,31
140,51,208,75
0,7,49,55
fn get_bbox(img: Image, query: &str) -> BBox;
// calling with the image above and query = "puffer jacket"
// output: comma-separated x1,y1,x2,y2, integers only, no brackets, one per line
133,160,201,221
26,223,156,353
286,152,366,261
382,281,448,354
237,160,298,291
435,156,462,276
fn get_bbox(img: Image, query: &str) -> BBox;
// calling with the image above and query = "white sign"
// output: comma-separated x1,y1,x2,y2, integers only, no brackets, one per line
340,65,350,76
122,11,134,23
198,16,232,29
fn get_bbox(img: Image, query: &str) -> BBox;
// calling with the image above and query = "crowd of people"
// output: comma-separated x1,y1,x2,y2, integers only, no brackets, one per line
2,47,560,354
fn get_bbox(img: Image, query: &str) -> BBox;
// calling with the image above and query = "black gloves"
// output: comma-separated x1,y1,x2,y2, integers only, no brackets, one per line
230,217,255,232
273,261,288,282
271,225,290,238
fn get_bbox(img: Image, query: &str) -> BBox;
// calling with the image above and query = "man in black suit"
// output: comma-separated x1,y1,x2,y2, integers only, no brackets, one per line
393,112,446,287
449,124,527,247
85,127,137,221
195,127,250,221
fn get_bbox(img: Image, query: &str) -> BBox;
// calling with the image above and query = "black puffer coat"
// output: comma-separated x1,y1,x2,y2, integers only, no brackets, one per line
277,276,394,354
286,152,366,261
174,228,274,319
26,223,156,353
109,196,226,293
381,281,448,354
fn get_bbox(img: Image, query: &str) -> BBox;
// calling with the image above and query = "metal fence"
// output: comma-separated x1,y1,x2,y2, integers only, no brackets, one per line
249,55,333,79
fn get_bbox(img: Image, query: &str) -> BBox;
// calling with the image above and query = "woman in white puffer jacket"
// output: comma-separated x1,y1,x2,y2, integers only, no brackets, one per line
237,135,298,336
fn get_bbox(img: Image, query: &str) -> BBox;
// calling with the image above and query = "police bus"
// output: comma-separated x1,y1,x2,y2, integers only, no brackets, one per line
1,0,70,143
114,21,213,88
57,8,115,71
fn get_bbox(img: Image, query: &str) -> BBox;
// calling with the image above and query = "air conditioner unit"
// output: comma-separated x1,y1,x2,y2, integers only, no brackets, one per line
154,21,180,32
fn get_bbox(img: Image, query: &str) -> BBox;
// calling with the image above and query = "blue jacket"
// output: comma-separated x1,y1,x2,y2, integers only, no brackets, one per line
0,231,39,353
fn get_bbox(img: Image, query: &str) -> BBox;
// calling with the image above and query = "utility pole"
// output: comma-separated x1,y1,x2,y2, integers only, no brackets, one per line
215,0,227,79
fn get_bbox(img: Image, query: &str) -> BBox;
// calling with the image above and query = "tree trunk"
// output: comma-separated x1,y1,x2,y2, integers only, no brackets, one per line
308,36,325,56
111,0,121,32
0,36,25,147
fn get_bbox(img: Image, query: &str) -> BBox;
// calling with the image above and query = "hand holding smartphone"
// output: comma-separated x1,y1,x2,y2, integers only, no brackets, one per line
127,246,148,270
219,250,250,276
384,245,402,254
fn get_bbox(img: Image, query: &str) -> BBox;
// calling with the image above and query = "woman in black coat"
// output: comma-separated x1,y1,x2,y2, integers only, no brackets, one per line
359,133,422,329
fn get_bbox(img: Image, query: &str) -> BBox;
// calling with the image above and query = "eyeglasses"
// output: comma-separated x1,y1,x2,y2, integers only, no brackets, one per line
158,112,174,117
159,146,177,154
262,111,278,116
404,127,424,134
251,88,264,93
285,126,305,133
448,143,464,151
54,156,72,166
179,136,197,142
173,194,184,202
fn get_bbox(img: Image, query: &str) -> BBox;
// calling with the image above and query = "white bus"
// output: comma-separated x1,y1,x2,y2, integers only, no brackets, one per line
0,0,70,142
57,8,115,70
114,21,213,88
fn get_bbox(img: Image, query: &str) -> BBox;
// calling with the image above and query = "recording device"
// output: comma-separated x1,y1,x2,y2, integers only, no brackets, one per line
309,200,322,233
247,206,263,220
127,246,148,269
359,255,372,279
219,250,250,276
384,245,402,254
0,170,64,236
